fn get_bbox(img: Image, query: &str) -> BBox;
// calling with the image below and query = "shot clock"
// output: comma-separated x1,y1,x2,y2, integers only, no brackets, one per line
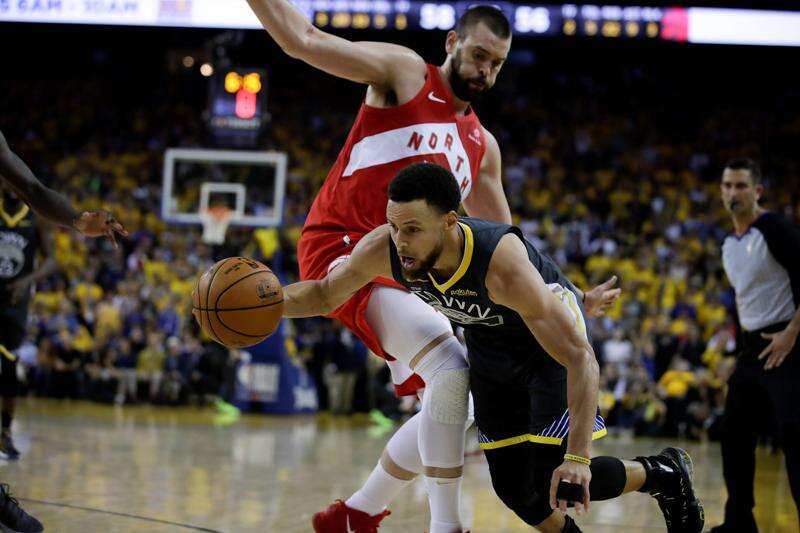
208,68,267,145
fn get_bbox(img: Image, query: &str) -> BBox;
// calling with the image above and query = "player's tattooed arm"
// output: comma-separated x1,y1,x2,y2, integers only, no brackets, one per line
246,0,425,90
486,234,599,460
462,128,512,224
283,226,394,318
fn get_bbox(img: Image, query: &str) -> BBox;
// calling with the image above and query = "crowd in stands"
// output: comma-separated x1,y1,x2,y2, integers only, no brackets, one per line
2,31,798,442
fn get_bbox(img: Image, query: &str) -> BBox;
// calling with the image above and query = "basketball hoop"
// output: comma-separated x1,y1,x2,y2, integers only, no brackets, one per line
201,206,234,244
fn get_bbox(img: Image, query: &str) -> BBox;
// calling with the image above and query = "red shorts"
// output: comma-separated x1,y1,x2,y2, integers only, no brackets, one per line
298,229,425,396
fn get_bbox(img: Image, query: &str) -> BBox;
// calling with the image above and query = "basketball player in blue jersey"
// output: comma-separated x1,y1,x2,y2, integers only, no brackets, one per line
281,162,704,533
0,128,127,533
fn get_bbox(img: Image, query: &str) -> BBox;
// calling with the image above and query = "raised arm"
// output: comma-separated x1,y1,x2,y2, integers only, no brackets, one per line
246,0,425,89
284,225,393,318
462,128,512,223
486,233,599,510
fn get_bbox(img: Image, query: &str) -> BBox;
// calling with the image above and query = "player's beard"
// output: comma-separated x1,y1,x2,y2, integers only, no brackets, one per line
400,239,445,282
448,48,489,103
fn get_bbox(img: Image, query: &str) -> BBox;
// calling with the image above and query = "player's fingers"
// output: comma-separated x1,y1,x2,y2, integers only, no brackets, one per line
760,332,774,339
766,351,787,370
601,275,618,288
113,222,129,236
106,229,118,249
605,288,622,299
757,344,772,360
549,472,559,509
583,481,591,512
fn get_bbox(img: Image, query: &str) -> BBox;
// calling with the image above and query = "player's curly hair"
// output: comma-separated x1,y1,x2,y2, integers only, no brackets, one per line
388,162,461,214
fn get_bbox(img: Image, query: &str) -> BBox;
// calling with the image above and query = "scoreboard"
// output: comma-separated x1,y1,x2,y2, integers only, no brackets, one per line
2,2,798,47
296,2,679,41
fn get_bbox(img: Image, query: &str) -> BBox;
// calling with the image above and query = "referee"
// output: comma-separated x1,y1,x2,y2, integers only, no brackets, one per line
714,158,800,532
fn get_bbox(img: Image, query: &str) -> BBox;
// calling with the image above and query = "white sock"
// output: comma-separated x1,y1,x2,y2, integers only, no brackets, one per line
346,464,411,516
426,475,462,532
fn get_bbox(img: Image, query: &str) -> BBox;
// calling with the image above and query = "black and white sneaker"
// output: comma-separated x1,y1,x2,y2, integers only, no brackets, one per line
0,484,43,533
0,434,20,461
635,447,704,533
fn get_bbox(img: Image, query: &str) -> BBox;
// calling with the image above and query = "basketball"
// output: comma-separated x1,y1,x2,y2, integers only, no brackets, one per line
192,257,284,348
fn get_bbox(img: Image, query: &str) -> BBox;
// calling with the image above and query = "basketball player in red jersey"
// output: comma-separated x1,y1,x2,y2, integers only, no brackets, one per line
246,3,619,532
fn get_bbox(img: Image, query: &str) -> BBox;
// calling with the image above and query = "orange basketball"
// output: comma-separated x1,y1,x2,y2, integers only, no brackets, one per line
192,257,284,348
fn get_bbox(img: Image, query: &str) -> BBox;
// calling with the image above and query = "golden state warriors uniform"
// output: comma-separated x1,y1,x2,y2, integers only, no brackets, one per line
389,217,606,450
0,199,38,365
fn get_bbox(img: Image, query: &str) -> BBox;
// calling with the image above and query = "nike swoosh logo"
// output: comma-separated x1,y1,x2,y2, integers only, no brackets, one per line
346,515,355,533
428,91,446,104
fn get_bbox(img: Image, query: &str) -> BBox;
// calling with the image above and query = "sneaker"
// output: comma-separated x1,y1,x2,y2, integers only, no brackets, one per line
312,500,390,532
0,434,19,461
635,447,704,533
0,484,43,533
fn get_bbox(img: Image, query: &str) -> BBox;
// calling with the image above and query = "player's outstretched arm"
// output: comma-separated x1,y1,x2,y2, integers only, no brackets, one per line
486,233,598,512
0,129,79,229
246,0,425,88
0,129,128,246
283,225,393,318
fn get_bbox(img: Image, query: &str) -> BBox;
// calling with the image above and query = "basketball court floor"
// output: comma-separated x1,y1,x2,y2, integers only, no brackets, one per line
3,399,797,532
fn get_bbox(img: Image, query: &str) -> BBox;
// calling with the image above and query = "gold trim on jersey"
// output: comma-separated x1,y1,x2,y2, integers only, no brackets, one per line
0,344,17,362
0,200,30,228
478,428,607,450
428,222,474,294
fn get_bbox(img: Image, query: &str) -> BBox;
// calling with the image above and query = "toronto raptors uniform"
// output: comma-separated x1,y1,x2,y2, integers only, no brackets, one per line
298,64,486,394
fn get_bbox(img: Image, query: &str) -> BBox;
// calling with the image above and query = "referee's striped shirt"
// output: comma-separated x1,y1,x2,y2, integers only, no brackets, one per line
722,212,800,332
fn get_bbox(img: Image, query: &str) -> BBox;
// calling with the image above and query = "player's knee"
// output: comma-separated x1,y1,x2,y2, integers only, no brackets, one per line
588,456,627,500
488,469,552,525
425,366,469,425
492,483,553,525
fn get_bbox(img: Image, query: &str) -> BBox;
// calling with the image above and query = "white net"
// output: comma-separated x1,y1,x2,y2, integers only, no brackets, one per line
200,207,234,244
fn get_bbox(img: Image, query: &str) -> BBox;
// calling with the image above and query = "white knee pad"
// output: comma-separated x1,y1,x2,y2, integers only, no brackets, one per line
425,367,470,425
418,344,470,469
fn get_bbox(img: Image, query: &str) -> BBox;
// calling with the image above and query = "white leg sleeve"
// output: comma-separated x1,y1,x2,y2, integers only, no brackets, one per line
386,412,423,474
366,286,469,469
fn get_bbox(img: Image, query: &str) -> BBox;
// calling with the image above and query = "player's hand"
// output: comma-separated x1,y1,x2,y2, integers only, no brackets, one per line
583,275,621,317
6,277,32,305
73,210,128,248
759,326,799,370
550,460,592,515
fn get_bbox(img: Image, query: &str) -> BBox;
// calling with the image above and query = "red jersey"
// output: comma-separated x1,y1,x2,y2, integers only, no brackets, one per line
300,63,487,272
297,64,486,377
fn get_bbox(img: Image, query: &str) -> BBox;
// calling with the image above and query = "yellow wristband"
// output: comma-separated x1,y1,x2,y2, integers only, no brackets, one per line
564,453,591,466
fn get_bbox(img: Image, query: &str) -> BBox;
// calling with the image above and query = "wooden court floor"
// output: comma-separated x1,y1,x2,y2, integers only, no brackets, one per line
1,399,797,532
